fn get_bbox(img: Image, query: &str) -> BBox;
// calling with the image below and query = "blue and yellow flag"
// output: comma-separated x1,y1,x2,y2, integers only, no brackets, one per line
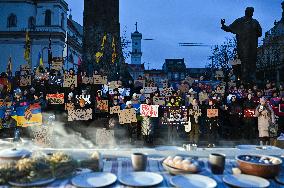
14,104,42,127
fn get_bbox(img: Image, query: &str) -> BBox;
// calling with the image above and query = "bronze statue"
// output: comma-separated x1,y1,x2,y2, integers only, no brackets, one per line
221,7,262,83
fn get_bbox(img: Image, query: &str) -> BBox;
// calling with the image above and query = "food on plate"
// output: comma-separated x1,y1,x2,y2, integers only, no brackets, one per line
46,152,77,179
238,155,281,165
232,167,242,175
80,151,103,171
163,156,200,173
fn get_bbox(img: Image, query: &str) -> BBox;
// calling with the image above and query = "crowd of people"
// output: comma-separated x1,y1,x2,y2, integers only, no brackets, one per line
0,66,284,147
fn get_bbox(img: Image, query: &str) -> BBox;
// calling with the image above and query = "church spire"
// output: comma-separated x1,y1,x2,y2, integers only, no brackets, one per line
135,22,138,32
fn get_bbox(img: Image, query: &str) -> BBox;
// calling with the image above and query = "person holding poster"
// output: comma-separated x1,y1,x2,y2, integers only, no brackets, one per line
188,98,202,145
243,93,257,140
205,99,219,147
141,98,155,145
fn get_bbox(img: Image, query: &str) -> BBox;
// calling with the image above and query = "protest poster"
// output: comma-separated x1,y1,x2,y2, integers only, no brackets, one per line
48,75,63,86
46,93,64,104
228,81,237,88
244,109,255,118
140,104,159,117
229,58,241,66
134,80,145,88
215,85,226,94
153,97,165,106
82,76,94,85
160,87,173,97
199,92,209,103
93,75,107,85
207,109,219,118
110,106,120,114
143,87,157,94
63,74,77,87
108,81,121,89
76,95,91,105
20,75,31,86
162,106,188,125
96,128,115,146
68,109,92,121
65,102,75,111
15,104,43,127
95,100,109,113
118,108,137,124
51,58,63,71
118,88,131,96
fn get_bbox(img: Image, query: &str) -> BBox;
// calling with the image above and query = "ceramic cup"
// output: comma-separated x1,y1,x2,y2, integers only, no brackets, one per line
131,153,147,171
209,153,226,174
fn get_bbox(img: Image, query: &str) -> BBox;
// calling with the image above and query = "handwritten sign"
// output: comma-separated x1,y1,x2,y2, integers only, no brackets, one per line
160,87,173,97
82,76,94,85
20,64,31,71
65,102,75,111
46,93,64,104
68,109,92,121
110,106,120,114
96,100,109,113
207,109,219,118
20,75,31,86
162,106,188,125
63,74,77,87
140,104,159,117
93,75,107,85
108,81,121,89
118,108,137,124
244,109,255,118
215,71,224,78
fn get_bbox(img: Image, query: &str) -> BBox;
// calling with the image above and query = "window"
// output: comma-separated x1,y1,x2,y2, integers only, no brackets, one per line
45,10,51,26
28,17,35,30
7,14,17,27
61,13,64,28
135,42,138,45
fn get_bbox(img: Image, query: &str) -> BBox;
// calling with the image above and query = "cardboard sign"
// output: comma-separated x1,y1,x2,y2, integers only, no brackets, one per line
160,87,173,97
179,84,189,93
82,76,94,85
140,104,159,117
110,106,120,114
143,87,157,94
65,102,75,111
118,108,137,124
20,64,31,71
20,75,31,86
207,109,219,118
136,94,150,99
68,109,92,121
153,97,165,106
63,74,77,87
93,75,107,85
46,93,64,104
51,58,63,71
76,95,91,105
185,77,195,86
96,100,109,113
108,81,121,89
134,80,145,88
228,81,236,88
244,109,255,118
96,128,115,146
162,106,188,125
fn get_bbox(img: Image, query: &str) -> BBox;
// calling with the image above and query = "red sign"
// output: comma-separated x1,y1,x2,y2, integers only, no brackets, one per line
140,104,159,117
244,109,255,118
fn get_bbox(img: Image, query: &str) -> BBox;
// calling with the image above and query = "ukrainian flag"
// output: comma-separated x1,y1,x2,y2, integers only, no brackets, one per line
14,104,42,127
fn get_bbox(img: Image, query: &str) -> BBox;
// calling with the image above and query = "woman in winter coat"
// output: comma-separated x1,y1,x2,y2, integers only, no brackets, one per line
255,97,276,145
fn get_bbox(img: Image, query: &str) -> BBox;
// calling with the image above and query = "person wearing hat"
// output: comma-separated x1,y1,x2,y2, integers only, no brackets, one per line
255,97,276,145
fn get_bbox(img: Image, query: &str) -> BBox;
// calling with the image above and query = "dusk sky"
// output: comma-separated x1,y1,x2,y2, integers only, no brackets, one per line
65,0,283,69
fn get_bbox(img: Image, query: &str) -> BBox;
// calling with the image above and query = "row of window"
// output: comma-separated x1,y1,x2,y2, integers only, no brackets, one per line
7,10,64,29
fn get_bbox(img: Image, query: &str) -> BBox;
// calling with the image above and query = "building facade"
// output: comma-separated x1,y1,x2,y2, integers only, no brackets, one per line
257,1,284,84
162,58,186,83
0,0,82,73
